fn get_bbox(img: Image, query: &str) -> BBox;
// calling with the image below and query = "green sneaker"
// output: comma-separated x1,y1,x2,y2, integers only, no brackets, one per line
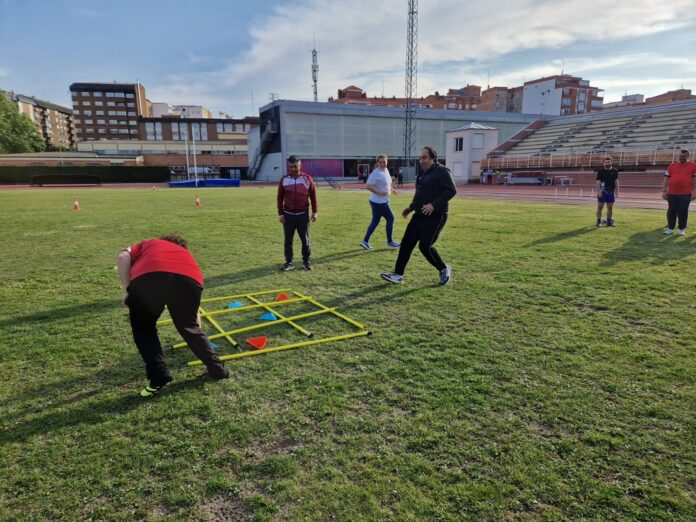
140,378,172,397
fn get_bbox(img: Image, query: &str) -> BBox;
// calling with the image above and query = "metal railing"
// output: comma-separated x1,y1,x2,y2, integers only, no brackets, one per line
485,143,696,170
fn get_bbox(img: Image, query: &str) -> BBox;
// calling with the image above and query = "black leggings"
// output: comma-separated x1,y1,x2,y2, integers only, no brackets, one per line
394,213,448,275
128,272,227,385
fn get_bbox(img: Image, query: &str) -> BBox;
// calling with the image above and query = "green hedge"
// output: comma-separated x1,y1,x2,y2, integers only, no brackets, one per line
0,166,170,184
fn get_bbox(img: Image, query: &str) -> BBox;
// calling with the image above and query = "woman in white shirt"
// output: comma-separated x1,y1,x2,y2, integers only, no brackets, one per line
360,154,400,250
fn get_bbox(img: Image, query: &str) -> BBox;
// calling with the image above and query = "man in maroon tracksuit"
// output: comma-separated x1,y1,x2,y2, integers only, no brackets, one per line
277,155,318,271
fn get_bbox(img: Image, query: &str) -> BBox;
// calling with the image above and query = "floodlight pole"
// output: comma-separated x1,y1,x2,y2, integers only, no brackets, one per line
403,0,418,175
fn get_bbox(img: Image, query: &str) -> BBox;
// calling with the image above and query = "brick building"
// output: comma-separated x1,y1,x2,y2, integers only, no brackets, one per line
522,75,603,116
5,92,74,149
69,82,148,141
329,85,482,110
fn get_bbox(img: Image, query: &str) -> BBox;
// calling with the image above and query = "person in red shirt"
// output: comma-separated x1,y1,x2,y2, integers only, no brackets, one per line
662,149,696,236
116,233,229,397
277,155,318,271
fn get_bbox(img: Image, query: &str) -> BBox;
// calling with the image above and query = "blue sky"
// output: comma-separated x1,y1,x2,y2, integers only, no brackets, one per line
1,0,695,117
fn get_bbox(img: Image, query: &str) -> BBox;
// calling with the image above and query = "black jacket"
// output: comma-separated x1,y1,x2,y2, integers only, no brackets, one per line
409,163,457,215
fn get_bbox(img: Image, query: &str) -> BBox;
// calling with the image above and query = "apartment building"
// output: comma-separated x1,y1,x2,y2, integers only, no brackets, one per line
69,82,148,141
6,92,74,148
522,75,603,116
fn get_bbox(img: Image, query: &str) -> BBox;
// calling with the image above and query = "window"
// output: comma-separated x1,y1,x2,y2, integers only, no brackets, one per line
127,102,135,107
125,93,135,99
97,120,105,124
118,120,127,125
454,137,463,152
96,111,104,115
110,129,120,134
129,129,138,134
561,98,571,106
86,128,94,133
93,92,102,97
83,110,92,116
201,124,208,140
81,91,90,96
128,120,136,126
98,128,106,134
107,102,116,106
472,133,485,149
109,120,118,124
85,119,93,124
192,123,201,140
95,101,103,106
73,110,80,115
127,111,136,116
216,123,223,133
146,122,162,140
82,101,91,106
578,92,586,101
172,122,180,140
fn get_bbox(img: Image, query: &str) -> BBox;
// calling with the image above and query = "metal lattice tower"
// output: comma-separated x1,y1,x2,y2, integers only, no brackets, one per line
403,0,418,171
312,38,319,102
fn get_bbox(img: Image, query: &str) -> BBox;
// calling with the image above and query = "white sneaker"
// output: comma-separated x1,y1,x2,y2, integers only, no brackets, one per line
360,240,373,251
678,229,686,236
663,229,674,235
380,272,404,284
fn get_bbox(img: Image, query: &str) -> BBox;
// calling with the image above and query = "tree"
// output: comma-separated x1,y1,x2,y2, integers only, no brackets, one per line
0,94,45,154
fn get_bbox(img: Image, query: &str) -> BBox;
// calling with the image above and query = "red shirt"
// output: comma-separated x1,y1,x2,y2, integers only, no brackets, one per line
277,173,318,215
665,161,696,195
128,239,204,286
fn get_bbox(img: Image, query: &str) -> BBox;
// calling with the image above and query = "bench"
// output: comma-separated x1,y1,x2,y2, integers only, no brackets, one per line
31,174,102,187
506,176,543,185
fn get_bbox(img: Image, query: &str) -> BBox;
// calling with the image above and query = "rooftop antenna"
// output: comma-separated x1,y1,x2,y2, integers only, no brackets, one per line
381,80,385,98
251,90,254,114
311,34,319,102
269,93,279,102
561,58,565,75
487,68,490,90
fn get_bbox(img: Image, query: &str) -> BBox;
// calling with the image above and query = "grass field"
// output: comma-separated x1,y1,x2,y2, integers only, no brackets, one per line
0,186,694,521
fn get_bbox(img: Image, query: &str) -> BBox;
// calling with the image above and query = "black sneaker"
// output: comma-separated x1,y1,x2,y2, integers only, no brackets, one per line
303,260,313,271
439,266,451,286
596,219,601,228
607,220,616,227
281,262,294,271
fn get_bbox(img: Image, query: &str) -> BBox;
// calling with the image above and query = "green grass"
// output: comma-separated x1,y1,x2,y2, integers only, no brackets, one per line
0,187,694,521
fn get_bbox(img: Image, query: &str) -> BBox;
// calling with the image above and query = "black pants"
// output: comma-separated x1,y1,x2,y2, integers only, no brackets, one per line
127,272,227,385
283,211,311,263
394,213,448,275
666,194,691,230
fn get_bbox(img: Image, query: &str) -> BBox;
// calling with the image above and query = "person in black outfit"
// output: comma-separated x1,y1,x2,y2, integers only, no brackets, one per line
595,156,620,227
380,146,457,286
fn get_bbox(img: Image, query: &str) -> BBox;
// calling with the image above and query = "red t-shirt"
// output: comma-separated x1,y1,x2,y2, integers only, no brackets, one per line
665,161,696,195
128,239,204,286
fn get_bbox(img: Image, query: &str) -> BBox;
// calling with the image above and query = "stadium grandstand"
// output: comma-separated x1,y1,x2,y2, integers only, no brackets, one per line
484,100,696,187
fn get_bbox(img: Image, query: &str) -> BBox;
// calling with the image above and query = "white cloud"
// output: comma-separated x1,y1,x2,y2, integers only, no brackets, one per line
148,0,696,115
0,68,8,78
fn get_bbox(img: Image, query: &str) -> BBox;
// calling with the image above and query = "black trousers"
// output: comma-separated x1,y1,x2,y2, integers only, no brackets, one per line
283,211,311,263
666,194,691,230
127,272,227,385
394,213,448,275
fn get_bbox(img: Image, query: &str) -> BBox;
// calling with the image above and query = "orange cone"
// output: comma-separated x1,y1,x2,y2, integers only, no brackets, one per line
274,293,291,301
72,198,80,211
195,195,201,207
246,337,268,350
